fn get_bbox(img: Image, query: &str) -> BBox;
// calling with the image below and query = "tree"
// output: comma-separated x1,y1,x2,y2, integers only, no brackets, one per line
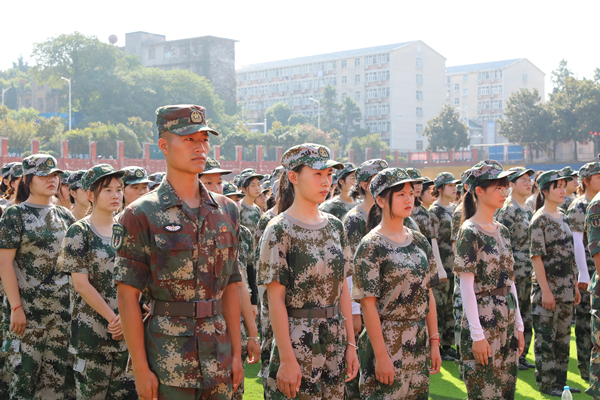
346,133,391,164
265,102,292,130
288,113,310,126
422,105,469,151
551,59,573,93
339,95,368,143
321,85,341,133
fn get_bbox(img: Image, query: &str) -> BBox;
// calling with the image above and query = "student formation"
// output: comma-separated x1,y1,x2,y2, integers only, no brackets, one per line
0,103,598,400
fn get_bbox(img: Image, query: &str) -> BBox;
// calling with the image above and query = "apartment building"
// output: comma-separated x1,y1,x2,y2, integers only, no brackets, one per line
236,41,446,151
445,58,545,126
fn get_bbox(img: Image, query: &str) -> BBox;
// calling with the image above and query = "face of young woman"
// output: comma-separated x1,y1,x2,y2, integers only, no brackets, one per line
228,194,243,203
199,173,223,195
421,186,434,205
586,174,600,194
124,183,149,205
478,182,509,210
255,192,267,209
30,173,60,198
566,177,579,193
442,183,457,200
57,183,70,201
390,185,414,219
546,179,567,204
511,175,533,197
243,178,262,199
412,182,423,197
91,178,123,213
340,172,357,192
293,167,333,205
10,177,21,191
71,188,89,206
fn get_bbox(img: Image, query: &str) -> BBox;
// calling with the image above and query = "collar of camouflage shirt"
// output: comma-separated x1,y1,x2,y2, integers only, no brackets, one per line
157,178,219,211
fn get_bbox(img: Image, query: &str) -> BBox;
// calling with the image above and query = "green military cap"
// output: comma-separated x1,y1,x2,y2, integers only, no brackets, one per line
434,172,461,189
199,157,233,176
281,143,343,172
369,167,421,199
536,169,573,188
261,180,272,192
271,166,285,182
261,174,271,183
9,162,23,178
120,166,152,186
465,160,516,192
22,154,63,177
457,183,464,193
356,159,389,184
67,170,86,190
1,162,16,179
223,182,245,198
422,176,433,186
59,171,72,185
460,169,470,183
337,162,357,180
406,167,425,182
82,164,125,191
579,162,600,180
506,166,534,182
238,170,265,187
155,104,219,136
560,166,578,177
148,172,165,189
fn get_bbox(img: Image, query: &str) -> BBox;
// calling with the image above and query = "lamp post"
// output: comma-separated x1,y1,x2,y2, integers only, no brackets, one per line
60,77,71,131
2,87,13,107
309,97,320,130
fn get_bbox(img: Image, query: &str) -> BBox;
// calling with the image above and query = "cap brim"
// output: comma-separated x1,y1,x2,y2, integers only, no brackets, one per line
388,178,423,191
171,125,219,136
125,178,153,185
497,170,518,180
38,168,65,177
435,179,461,188
308,160,344,170
225,191,245,198
199,168,233,176
509,169,534,181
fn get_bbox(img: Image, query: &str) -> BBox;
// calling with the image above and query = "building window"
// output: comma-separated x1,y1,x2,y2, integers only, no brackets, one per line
341,92,347,98
454,84,459,90
416,74,423,85
454,98,459,105
446,76,451,84
463,88,469,96
148,48,156,60
342,76,347,84
355,91,361,100
416,140,423,150
37,98,44,111
416,58,423,68
164,46,173,58
463,74,468,81
416,91,423,101
416,107,423,117
463,103,469,110
522,73,528,82
342,60,347,68
355,58,361,66
355,75,361,83
416,124,423,134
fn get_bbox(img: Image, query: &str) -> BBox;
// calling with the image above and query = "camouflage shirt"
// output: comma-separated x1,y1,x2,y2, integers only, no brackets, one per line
495,197,534,278
403,216,420,232
353,229,439,321
529,210,577,302
450,203,463,242
429,202,455,273
343,205,368,257
0,203,75,329
57,218,127,354
114,179,242,389
412,204,433,241
318,197,356,222
560,195,575,213
566,196,595,277
254,208,277,265
257,212,352,309
238,225,253,289
454,221,515,293
586,191,600,258
240,202,262,237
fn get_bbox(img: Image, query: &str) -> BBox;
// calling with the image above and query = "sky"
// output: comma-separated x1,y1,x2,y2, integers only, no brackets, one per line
2,0,598,99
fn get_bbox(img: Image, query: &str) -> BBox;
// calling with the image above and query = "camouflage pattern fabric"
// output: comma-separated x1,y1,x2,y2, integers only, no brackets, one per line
240,202,262,238
450,203,462,242
114,179,242,390
412,204,433,242
21,154,63,177
433,172,460,188
155,104,219,136
157,379,232,400
57,218,128,354
72,351,136,400
450,204,464,357
464,160,516,191
119,166,152,187
280,143,343,172
403,215,420,233
0,298,6,398
318,197,355,221
585,192,600,397
560,195,574,213
257,212,351,400
342,205,368,257
566,195,594,380
454,221,518,400
588,308,600,398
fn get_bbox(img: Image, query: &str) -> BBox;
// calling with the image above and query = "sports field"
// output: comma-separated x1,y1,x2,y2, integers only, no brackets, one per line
241,330,590,399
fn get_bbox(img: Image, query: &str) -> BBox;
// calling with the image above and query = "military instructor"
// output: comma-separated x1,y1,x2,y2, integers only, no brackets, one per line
114,105,243,400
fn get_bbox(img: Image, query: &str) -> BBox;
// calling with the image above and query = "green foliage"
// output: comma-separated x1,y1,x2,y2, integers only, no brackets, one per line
265,102,292,130
346,133,391,164
319,85,367,147
321,85,341,132
422,104,469,151
288,113,310,126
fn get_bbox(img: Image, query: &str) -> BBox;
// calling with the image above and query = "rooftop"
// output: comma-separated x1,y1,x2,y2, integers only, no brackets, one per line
237,41,417,73
446,59,522,75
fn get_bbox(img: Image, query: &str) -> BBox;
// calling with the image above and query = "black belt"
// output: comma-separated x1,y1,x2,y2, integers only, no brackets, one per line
150,299,222,318
476,286,511,299
287,304,340,319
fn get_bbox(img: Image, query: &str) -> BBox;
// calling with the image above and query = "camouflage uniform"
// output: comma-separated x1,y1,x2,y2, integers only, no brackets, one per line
319,197,356,221
57,217,136,400
566,194,595,380
496,196,534,364
584,192,600,398
240,202,262,237
0,155,75,400
412,205,433,242
559,166,578,213
450,203,463,352
353,227,439,400
529,207,578,392
561,195,574,213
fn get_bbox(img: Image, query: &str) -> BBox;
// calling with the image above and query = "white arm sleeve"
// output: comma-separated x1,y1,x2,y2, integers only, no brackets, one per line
460,272,485,341
431,238,447,280
573,232,590,284
511,281,524,332
346,276,361,315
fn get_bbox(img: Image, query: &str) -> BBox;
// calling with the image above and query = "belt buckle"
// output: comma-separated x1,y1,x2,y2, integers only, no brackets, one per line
196,301,212,318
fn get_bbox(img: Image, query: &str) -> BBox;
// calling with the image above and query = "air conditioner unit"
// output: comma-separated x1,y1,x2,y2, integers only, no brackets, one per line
478,110,482,114
314,72,318,76
268,78,272,82
302,90,306,93
279,77,283,81
269,93,272,97
365,82,369,87
365,65,369,70
491,79,495,83
378,98,382,103
378,115,382,120
301,74,305,78
302,105,307,109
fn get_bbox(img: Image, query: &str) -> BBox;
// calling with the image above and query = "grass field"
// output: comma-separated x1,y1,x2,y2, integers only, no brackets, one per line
240,330,590,399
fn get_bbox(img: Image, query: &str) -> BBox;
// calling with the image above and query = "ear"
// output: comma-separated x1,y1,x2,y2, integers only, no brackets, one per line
86,190,94,203
475,186,485,197
288,170,299,186
375,194,385,209
158,136,169,154
360,181,369,192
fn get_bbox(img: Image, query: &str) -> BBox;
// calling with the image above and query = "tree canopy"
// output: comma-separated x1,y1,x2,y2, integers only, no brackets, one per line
422,104,469,151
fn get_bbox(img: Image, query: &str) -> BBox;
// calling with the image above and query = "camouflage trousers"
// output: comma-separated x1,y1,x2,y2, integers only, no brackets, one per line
358,318,429,400
453,290,463,376
158,379,232,400
72,351,136,400
0,302,8,399
587,308,600,398
514,277,533,361
258,288,272,397
2,325,73,400
532,300,574,392
574,289,592,380
232,320,248,400
432,274,454,347
265,315,346,400
459,293,519,400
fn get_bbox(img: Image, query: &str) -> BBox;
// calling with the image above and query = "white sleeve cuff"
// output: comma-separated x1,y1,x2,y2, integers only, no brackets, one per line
431,239,447,280
460,273,485,341
573,232,590,284
511,281,524,332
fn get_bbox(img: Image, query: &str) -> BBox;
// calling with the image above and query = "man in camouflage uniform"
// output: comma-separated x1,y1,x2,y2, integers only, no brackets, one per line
114,105,243,400
319,162,357,221
584,191,600,398
237,169,264,237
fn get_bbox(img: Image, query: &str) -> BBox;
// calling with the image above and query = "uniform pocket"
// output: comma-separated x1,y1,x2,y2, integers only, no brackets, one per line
154,234,194,280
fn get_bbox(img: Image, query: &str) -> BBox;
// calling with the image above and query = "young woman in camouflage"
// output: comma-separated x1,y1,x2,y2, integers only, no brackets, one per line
560,166,579,213
0,154,76,400
495,166,536,372
2,162,23,207
257,143,358,400
239,170,265,237
454,160,524,400
68,170,90,221
566,162,600,382
353,167,441,400
429,172,460,361
56,171,73,210
584,194,600,398
56,164,137,400
420,180,435,210
529,170,581,396
319,162,358,221
120,166,152,209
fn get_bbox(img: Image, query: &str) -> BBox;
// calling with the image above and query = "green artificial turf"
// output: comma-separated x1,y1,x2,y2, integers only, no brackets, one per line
241,329,590,399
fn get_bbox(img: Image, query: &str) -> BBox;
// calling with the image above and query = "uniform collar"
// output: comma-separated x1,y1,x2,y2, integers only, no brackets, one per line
157,178,219,211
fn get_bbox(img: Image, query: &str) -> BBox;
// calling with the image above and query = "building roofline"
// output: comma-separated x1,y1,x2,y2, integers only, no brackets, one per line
446,58,523,75
126,32,238,45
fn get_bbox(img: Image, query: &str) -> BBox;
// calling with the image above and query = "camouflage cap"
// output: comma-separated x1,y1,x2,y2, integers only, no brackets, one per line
579,162,600,180
9,162,23,178
465,160,517,192
457,183,464,193
337,162,357,180
356,159,389,184
1,162,16,179
406,167,425,182
223,182,245,198
238,170,265,188
560,166,578,177
198,157,232,176
148,172,165,189
536,169,573,188
120,166,152,186
506,166,534,182
281,143,343,172
155,104,219,136
260,174,271,184
434,172,461,188
82,164,125,192
422,176,433,185
59,171,72,185
271,166,285,182
22,154,63,177
460,169,471,184
261,180,272,192
67,170,86,190
370,167,421,199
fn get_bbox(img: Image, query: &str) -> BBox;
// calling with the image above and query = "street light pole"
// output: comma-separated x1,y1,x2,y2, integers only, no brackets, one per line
1,87,13,107
60,77,71,131
309,97,320,130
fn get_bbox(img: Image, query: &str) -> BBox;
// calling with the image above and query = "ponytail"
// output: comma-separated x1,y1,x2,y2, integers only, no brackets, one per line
577,180,586,197
460,191,477,225
367,203,382,233
535,181,557,211
277,166,303,213
15,175,33,205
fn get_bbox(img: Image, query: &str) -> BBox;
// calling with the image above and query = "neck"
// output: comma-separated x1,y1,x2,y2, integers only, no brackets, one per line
542,200,559,214
26,193,52,206
437,196,451,207
72,202,89,219
360,194,374,212
89,207,115,227
586,189,598,201
338,189,353,203
242,195,256,206
377,213,408,240
165,170,201,207
473,202,496,224
286,195,321,222
57,198,71,209
511,191,527,206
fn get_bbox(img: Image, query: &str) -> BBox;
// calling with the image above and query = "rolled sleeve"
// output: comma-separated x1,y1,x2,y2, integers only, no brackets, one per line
114,209,151,291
